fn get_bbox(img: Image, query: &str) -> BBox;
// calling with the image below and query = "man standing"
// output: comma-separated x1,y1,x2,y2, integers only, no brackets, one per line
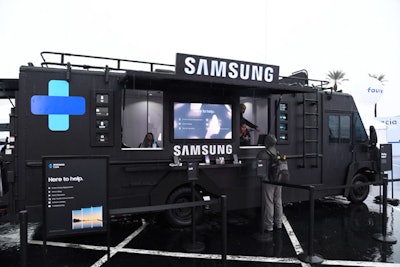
257,134,283,233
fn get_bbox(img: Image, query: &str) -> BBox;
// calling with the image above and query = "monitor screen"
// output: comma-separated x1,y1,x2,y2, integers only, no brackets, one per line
173,102,232,140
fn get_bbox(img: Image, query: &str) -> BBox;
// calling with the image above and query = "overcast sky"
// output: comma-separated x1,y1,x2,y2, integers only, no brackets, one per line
1,0,399,118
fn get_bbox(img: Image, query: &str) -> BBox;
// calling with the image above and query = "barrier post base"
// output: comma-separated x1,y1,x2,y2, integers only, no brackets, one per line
183,241,205,253
298,253,324,264
373,233,397,244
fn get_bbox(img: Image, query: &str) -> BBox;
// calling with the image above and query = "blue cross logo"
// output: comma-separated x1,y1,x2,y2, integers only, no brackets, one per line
31,80,86,131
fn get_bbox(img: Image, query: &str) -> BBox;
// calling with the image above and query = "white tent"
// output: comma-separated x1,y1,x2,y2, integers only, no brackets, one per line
342,77,387,144
377,116,400,157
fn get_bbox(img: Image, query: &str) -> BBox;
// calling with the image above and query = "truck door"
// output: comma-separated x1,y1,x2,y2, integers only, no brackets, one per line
323,112,353,187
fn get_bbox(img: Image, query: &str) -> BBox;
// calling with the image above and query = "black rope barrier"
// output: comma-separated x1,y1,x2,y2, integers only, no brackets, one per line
263,174,398,264
108,195,228,266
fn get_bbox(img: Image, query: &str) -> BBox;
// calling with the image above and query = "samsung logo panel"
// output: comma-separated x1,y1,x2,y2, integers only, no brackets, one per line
173,144,233,157
176,53,279,86
173,53,275,157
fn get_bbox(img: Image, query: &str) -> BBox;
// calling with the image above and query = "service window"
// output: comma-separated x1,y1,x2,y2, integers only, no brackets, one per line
121,89,163,148
328,114,350,143
0,99,14,141
239,97,268,147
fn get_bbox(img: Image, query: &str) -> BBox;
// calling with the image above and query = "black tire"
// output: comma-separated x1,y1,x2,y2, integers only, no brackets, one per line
347,173,369,204
164,186,204,227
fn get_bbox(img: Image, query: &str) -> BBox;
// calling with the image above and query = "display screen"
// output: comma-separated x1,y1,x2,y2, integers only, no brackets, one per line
173,102,232,139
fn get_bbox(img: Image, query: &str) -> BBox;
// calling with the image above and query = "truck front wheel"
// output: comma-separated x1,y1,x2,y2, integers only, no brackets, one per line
347,173,369,204
164,186,204,227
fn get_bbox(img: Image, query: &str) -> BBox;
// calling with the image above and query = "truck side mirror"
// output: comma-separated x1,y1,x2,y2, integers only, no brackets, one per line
369,126,377,146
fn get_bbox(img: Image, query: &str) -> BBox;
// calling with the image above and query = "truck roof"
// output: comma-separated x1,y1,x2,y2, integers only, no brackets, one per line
39,51,321,96
122,69,317,95
2,52,328,97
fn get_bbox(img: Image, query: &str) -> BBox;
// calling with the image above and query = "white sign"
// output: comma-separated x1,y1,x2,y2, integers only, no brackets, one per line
349,76,384,105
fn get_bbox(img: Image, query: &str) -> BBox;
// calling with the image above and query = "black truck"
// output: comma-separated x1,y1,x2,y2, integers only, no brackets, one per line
0,52,380,227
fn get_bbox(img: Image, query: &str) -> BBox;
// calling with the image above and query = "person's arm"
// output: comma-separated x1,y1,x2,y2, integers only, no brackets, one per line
243,118,259,131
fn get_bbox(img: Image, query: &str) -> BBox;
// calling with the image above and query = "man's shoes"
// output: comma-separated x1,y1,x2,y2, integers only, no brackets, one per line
261,230,273,241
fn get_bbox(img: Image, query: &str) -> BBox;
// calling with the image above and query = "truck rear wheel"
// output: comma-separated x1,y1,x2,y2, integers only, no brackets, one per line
164,186,204,227
347,174,369,204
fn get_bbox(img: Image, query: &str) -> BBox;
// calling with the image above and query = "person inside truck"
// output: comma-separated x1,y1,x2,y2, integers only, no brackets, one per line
240,103,260,132
139,132,158,148
240,122,251,146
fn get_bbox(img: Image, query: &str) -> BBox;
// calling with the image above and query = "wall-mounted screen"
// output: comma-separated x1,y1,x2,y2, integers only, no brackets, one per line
174,102,232,140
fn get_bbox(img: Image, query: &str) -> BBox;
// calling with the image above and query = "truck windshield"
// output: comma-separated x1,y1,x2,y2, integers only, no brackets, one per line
354,112,368,143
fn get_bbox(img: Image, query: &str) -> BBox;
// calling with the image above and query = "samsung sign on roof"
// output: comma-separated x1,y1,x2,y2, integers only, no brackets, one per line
176,53,279,86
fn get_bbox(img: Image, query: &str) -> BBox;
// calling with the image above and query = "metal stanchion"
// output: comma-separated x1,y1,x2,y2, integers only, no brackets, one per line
298,186,324,264
373,175,397,244
220,195,227,267
183,162,205,252
390,171,394,200
19,210,28,267
107,213,111,261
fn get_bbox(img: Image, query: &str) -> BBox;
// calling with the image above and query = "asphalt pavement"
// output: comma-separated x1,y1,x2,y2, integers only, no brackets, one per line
1,159,400,267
